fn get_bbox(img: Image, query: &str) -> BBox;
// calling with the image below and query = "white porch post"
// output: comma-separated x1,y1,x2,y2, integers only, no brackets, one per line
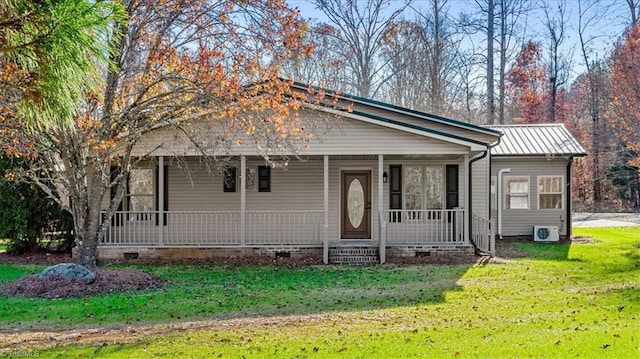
240,155,246,246
464,154,470,244
158,156,164,245
323,155,329,264
378,154,385,264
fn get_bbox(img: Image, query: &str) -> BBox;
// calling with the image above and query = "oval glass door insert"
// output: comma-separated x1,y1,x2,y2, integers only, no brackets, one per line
347,178,365,228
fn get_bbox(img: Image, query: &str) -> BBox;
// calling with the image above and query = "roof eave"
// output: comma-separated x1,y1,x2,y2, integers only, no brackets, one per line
288,81,502,137
491,153,588,157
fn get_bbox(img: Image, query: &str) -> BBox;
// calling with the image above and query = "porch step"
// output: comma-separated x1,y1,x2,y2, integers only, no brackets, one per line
329,247,379,264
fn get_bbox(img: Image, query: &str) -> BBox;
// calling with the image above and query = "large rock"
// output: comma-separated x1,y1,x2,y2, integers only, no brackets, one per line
39,263,96,284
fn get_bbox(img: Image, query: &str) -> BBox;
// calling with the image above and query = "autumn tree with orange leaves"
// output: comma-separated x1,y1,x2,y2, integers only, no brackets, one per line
506,41,547,124
1,0,327,267
611,22,640,167
609,20,640,207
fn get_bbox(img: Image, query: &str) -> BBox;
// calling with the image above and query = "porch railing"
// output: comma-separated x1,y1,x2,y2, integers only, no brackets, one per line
470,214,495,255
100,211,160,246
165,211,240,245
246,210,323,245
383,209,465,245
100,210,322,246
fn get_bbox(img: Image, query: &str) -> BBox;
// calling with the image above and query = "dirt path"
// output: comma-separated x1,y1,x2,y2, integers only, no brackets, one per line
0,313,345,354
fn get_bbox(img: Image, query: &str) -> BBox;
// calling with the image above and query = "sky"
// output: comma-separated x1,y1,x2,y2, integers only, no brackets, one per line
286,0,633,80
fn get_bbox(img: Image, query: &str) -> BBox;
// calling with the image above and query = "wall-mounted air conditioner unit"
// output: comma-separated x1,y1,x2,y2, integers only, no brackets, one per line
533,226,559,242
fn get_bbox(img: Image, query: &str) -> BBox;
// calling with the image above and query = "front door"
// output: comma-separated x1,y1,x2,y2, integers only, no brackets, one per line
341,171,371,239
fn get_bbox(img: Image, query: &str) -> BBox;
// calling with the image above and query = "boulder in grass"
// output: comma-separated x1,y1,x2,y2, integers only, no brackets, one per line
39,263,96,284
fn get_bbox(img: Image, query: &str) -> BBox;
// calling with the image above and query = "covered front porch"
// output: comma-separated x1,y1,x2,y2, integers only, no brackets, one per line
97,154,494,263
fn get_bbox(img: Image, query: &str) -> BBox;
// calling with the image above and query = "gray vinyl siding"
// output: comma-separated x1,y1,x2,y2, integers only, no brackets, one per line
491,157,570,236
349,102,499,145
304,119,466,155
169,159,324,212
133,112,471,157
471,156,490,219
163,156,466,242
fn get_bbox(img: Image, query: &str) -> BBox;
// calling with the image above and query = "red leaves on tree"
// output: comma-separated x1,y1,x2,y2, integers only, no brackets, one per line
611,21,640,168
506,41,548,124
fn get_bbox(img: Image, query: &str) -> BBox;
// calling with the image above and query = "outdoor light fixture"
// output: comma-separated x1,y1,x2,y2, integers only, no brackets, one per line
383,171,388,183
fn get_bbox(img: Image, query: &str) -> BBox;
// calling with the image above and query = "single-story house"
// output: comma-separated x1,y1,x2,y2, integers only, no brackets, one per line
96,82,586,264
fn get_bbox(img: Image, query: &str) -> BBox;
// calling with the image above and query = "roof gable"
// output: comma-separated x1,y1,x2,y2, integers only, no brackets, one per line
486,124,586,157
309,104,493,150
290,81,501,148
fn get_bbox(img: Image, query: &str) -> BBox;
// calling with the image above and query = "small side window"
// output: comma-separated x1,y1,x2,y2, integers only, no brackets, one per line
223,166,236,192
258,165,271,192
538,176,563,209
505,176,529,210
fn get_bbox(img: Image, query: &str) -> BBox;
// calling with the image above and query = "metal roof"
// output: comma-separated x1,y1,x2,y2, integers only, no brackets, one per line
486,124,587,157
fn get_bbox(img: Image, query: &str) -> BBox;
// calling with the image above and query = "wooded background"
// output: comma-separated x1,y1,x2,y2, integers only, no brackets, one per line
283,0,640,211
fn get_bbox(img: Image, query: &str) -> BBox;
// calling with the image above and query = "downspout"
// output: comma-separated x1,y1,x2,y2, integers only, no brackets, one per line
468,149,489,241
566,157,574,238
467,136,501,247
497,168,511,239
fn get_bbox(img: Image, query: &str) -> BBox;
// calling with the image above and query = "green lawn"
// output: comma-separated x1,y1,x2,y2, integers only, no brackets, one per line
0,239,7,253
1,227,639,358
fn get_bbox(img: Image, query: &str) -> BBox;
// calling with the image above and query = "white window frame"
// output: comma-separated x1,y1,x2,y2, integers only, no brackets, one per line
127,167,155,221
504,176,530,210
246,167,256,191
403,165,445,219
537,175,564,210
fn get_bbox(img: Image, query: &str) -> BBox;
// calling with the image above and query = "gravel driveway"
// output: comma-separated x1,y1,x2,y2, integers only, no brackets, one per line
572,212,640,227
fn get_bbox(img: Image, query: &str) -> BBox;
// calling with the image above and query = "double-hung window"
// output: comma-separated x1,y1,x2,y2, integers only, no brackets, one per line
404,166,444,219
505,176,529,209
538,176,563,209
127,168,154,220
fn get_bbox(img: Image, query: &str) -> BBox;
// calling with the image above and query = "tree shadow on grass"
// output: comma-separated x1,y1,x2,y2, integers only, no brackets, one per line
0,261,472,333
495,235,573,259
496,232,640,277
153,262,472,322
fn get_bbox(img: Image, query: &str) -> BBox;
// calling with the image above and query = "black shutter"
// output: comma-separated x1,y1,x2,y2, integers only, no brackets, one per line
389,164,402,222
155,165,168,225
258,165,270,192
446,165,459,225
446,165,459,209
223,166,237,192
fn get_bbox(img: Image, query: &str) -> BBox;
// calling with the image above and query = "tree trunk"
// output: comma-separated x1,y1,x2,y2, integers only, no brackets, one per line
73,203,102,269
487,0,495,124
498,0,507,124
72,166,113,269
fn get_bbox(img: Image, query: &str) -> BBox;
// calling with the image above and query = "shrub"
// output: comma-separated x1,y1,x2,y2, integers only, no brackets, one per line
0,157,74,254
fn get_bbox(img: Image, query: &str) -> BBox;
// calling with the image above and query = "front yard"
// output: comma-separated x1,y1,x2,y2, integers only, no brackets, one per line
0,227,638,358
